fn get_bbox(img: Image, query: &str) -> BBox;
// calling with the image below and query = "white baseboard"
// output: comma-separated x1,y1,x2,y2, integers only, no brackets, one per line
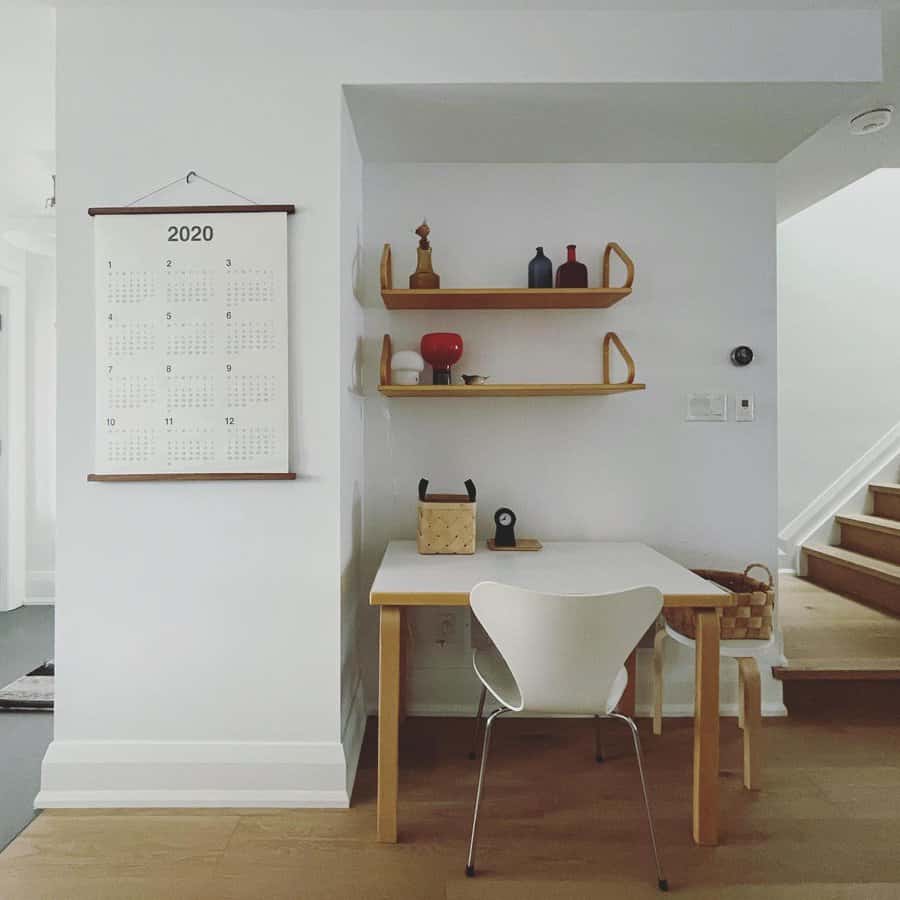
25,569,55,605
35,789,349,808
36,738,352,809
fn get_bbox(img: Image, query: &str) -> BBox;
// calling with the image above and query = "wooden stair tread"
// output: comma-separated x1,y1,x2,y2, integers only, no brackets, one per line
870,483,900,496
803,544,900,585
773,659,900,681
836,513,900,536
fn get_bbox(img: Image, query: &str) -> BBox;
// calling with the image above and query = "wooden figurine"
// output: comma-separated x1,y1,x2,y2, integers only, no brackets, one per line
409,220,440,289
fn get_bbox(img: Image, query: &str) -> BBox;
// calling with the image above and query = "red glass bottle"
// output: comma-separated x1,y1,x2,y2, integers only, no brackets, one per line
555,244,588,288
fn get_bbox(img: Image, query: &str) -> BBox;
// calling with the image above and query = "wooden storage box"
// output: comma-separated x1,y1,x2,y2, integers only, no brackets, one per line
416,478,476,555
663,563,775,640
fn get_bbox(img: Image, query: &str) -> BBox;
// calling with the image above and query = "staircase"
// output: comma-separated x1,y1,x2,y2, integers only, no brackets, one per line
802,482,900,617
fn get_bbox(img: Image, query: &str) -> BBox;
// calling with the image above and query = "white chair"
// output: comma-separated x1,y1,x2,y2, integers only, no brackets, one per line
652,619,773,790
466,581,668,892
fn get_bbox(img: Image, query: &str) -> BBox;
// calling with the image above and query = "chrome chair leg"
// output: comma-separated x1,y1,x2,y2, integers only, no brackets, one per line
468,685,487,760
608,712,668,892
466,706,508,877
594,714,604,762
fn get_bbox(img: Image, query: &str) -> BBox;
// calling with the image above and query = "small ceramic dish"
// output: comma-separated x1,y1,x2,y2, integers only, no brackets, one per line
461,374,490,385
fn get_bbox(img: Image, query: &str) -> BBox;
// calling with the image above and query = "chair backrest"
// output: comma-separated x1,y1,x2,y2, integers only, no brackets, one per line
470,581,663,715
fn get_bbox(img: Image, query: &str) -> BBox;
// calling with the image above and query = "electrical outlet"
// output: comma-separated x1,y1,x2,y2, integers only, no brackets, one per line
435,613,458,648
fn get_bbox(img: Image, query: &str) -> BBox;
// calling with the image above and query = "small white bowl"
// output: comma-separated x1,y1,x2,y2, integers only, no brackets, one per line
461,374,490,385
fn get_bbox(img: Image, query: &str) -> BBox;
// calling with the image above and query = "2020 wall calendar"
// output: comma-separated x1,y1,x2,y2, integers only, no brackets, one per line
90,205,295,479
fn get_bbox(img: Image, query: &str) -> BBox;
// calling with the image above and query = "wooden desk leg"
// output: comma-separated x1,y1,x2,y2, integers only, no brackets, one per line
398,608,408,725
692,609,720,846
618,650,638,716
377,606,401,843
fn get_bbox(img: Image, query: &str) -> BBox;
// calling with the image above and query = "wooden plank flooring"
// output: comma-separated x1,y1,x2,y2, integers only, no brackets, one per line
1,708,899,898
776,574,900,679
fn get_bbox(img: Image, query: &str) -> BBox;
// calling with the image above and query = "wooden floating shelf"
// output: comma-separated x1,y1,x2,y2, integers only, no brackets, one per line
380,242,634,310
381,287,632,311
378,333,645,399
379,383,645,398
87,473,297,482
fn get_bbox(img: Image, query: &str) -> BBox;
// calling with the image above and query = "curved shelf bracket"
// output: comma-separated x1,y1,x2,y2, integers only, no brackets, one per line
602,242,635,290
380,334,393,387
380,244,393,291
602,332,637,385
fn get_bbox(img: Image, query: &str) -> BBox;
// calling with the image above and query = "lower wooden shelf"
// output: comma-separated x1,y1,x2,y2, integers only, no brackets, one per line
378,332,645,399
379,383,645,398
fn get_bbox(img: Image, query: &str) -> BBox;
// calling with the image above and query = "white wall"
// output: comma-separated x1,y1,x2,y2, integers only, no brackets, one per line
47,9,347,808
361,163,781,716
0,7,56,607
339,95,367,792
25,252,56,603
778,167,900,530
0,244,28,611
47,6,872,807
0,6,55,219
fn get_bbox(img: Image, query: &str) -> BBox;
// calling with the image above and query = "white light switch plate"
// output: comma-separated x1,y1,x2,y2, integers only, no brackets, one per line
686,392,727,422
735,392,755,421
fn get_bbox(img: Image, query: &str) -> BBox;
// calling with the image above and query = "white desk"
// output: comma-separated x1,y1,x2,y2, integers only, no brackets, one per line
370,540,733,846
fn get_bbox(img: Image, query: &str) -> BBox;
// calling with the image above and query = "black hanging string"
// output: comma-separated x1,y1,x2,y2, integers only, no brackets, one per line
126,170,259,207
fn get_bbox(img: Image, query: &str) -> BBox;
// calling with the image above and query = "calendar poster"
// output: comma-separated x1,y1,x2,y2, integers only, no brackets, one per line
94,210,290,474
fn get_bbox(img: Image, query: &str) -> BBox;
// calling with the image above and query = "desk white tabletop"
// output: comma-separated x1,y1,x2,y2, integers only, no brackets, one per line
370,541,731,608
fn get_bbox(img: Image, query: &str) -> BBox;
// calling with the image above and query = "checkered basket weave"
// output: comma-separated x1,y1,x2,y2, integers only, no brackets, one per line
663,563,775,640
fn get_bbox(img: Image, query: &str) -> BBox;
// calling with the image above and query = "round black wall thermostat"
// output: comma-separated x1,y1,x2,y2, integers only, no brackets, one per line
730,346,754,367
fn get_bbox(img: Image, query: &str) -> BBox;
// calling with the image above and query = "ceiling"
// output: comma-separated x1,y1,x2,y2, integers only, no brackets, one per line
346,82,874,164
777,8,900,220
2,3,898,234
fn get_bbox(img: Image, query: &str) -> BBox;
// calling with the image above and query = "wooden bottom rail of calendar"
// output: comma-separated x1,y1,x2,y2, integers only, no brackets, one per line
87,473,297,482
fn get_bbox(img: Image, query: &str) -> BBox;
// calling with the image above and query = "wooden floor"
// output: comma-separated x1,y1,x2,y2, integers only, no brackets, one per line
2,705,899,899
777,574,900,678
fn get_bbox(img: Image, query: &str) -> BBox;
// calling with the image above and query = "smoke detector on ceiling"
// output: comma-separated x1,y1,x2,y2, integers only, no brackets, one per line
849,107,893,136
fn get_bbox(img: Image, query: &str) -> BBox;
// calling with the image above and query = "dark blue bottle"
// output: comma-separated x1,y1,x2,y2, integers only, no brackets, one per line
528,247,553,288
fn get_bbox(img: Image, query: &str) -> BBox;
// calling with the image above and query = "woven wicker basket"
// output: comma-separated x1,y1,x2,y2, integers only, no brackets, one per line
417,500,476,555
663,563,774,640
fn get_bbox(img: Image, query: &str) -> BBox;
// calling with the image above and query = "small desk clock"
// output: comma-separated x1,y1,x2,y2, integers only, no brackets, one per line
493,507,517,548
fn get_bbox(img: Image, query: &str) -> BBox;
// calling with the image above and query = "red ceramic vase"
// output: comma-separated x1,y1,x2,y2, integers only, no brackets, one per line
420,332,463,385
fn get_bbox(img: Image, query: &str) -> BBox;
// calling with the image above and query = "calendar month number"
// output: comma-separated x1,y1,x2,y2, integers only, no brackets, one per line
106,417,116,426
225,417,235,425
167,225,214,242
